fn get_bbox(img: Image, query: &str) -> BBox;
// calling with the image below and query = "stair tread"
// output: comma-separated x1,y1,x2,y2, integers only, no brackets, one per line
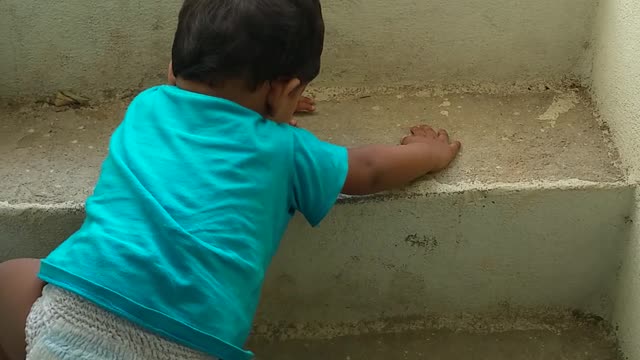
249,326,617,360
250,328,619,360
0,88,623,205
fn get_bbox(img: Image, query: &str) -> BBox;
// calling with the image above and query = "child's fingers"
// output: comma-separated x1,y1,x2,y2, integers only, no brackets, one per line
410,126,424,136
419,125,436,137
450,141,462,153
437,129,449,140
289,119,299,127
300,96,315,105
295,101,315,113
410,125,437,137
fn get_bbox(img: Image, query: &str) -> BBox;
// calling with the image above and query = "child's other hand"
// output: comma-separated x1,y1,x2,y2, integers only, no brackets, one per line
402,125,461,172
295,96,315,113
288,96,316,127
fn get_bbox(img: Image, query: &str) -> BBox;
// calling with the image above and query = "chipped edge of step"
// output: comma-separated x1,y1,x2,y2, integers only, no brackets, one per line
0,78,583,106
337,178,632,204
0,179,632,210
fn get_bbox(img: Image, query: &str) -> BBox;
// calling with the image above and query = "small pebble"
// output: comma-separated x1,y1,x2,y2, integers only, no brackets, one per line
440,110,449,117
71,140,78,144
28,129,35,133
372,106,381,111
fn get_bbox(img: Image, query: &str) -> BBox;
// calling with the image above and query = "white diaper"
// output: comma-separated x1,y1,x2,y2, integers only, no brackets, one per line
26,285,218,360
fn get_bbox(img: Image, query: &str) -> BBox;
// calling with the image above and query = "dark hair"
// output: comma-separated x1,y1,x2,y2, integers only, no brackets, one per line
171,0,325,90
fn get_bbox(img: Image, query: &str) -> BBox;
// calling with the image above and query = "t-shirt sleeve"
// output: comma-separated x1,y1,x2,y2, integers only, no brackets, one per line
290,127,349,226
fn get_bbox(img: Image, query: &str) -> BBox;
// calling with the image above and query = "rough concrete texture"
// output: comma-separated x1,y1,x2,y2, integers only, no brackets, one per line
0,88,623,205
590,0,640,358
612,207,640,360
320,0,597,87
255,186,633,328
0,0,597,97
249,326,618,360
591,0,640,182
0,204,84,261
0,0,176,98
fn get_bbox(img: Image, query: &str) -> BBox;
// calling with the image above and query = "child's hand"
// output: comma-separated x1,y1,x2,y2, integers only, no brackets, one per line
288,96,316,127
342,125,460,195
295,96,316,113
401,125,461,172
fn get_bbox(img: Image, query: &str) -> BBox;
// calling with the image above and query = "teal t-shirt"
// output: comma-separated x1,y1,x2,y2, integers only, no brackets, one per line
39,86,348,360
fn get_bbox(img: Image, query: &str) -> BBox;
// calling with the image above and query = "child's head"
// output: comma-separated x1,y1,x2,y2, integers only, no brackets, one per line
171,0,325,123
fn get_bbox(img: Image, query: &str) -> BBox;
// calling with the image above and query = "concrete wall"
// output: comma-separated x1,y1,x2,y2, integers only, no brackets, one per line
0,0,178,99
321,0,597,87
1,0,597,98
590,0,640,358
591,0,640,183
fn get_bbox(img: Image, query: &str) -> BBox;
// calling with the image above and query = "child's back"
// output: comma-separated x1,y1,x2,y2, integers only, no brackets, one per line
39,85,347,359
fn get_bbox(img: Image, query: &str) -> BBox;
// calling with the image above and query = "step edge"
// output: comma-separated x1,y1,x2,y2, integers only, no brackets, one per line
338,179,634,204
1,179,632,210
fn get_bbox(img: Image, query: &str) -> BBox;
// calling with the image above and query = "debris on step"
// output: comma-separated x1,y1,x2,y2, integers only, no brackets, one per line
538,91,579,121
50,91,90,108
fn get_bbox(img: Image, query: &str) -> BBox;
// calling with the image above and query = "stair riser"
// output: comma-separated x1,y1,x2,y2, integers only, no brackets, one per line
258,186,633,325
1,186,631,325
0,0,597,98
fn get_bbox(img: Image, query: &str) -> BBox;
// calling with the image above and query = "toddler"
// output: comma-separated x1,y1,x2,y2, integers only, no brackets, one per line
0,0,460,359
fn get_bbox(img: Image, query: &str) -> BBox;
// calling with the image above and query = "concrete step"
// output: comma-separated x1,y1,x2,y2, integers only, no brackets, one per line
249,324,617,360
1,0,598,97
0,86,623,205
0,86,631,355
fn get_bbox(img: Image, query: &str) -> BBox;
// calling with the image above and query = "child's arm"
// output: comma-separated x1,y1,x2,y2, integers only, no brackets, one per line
342,125,461,195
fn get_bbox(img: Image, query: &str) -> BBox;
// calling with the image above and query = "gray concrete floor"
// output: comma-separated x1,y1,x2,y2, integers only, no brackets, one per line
249,326,619,360
0,87,622,204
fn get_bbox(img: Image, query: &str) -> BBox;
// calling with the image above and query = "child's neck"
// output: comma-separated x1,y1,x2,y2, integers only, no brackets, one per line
176,78,268,116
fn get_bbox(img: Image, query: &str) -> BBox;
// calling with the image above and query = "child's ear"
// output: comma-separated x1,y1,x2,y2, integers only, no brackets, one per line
168,61,176,85
266,78,305,124
266,78,304,109
284,78,302,97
